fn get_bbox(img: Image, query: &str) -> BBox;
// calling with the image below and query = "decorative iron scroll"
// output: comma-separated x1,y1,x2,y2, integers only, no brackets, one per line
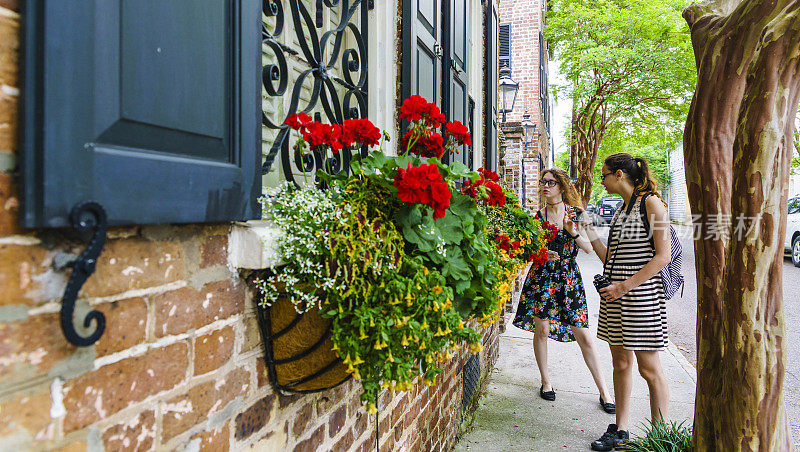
261,0,369,187
60,201,107,347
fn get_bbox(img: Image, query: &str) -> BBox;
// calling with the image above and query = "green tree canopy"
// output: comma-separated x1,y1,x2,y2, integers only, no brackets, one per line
546,0,696,204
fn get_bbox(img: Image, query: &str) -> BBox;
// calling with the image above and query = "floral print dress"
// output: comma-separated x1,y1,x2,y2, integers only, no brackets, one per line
512,208,589,342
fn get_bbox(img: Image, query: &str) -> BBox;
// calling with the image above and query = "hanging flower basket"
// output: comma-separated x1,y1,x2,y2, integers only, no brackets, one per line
255,292,350,393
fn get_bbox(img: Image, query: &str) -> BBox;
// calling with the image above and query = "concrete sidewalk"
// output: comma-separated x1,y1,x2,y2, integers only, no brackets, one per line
455,253,697,451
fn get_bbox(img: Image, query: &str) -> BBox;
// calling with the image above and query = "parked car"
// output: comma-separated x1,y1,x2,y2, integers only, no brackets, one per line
786,196,800,267
596,197,624,225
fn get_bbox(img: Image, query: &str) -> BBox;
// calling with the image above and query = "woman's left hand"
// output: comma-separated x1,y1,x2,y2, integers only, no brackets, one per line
599,281,629,302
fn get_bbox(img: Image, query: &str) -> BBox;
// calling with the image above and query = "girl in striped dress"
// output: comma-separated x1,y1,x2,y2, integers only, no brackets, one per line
580,153,671,452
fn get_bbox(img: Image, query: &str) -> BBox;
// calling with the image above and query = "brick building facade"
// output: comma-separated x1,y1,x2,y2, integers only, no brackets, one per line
0,1,506,451
498,0,552,212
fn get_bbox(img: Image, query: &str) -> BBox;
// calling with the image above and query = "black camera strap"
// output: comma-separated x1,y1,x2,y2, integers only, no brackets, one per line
602,195,639,281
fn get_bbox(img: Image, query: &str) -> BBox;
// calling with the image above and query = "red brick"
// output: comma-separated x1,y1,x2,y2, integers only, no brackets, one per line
0,388,54,442
235,395,275,441
0,173,20,235
333,428,353,450
0,245,56,307
293,424,325,452
153,279,244,337
95,297,147,357
353,411,369,439
191,425,230,452
162,367,249,439
291,401,314,437
63,342,188,432
193,326,234,375
241,314,262,353
328,404,347,437
256,357,269,388
200,235,228,268
0,312,75,382
315,383,348,416
101,410,156,451
81,238,186,298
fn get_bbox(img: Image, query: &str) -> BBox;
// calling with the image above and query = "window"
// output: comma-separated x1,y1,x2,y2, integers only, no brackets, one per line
260,0,369,189
21,1,261,227
499,23,511,71
789,197,800,214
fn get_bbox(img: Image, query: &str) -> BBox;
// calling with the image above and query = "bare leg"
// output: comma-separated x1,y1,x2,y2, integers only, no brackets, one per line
634,350,670,422
533,317,552,391
610,345,634,431
571,326,612,402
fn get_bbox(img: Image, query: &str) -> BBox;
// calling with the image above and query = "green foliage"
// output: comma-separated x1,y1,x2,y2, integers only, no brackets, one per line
587,125,673,204
626,419,693,452
546,0,696,200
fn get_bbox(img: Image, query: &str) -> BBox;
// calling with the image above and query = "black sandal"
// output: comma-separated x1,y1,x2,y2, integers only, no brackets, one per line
539,386,556,401
599,396,616,414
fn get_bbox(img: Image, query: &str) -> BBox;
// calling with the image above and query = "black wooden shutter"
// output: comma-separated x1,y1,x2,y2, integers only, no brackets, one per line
443,0,469,166
485,1,500,172
21,0,261,228
539,31,549,134
402,0,443,107
498,22,510,71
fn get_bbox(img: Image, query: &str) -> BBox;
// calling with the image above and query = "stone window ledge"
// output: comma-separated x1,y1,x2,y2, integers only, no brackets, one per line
228,220,284,269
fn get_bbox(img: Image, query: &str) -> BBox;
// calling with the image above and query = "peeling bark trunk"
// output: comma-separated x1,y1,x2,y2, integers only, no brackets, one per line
684,0,800,449
573,101,607,206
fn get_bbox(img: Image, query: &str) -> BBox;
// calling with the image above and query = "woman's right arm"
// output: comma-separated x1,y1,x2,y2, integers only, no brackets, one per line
583,224,608,264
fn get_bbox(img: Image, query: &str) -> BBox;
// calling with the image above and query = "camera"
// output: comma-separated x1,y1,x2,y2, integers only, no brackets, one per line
572,211,584,223
593,274,612,293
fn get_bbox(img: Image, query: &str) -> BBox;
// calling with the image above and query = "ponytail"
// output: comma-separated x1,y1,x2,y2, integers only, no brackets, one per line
604,153,666,205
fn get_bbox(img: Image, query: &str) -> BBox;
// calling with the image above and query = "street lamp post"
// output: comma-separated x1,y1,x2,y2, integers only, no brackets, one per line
521,112,537,208
499,67,519,123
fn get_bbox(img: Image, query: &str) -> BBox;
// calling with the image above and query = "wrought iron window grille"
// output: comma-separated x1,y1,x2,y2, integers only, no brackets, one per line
261,0,369,188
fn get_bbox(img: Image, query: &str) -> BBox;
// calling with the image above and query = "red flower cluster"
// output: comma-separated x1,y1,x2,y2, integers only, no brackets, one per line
399,95,446,127
528,249,549,266
400,130,445,159
478,168,499,182
494,235,521,252
284,114,381,153
541,220,559,242
445,121,472,146
462,167,506,207
394,163,451,220
342,118,381,147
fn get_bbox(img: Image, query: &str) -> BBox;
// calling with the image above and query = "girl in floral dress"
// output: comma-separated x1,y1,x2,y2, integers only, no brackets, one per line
512,168,615,414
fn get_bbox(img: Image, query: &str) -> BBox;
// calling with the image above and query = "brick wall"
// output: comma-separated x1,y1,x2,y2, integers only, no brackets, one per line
0,5,502,451
499,0,551,169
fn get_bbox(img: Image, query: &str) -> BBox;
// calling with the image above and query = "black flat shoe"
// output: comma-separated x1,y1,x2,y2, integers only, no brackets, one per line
599,395,616,414
539,385,555,401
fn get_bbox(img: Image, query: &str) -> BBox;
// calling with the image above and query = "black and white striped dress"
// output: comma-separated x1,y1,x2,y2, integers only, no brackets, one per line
597,195,668,351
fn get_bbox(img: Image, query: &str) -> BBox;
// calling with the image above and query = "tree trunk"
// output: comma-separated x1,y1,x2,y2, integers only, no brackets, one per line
684,0,800,449
573,103,605,206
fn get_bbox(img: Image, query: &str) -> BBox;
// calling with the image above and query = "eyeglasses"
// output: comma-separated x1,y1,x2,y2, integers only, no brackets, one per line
539,179,558,187
601,171,614,180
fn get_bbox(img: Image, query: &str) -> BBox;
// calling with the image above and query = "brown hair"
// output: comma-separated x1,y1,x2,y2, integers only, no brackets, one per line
604,153,666,204
540,168,582,207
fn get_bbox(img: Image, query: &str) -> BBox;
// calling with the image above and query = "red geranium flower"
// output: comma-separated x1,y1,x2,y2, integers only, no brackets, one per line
302,122,343,152
341,118,381,148
485,181,506,207
400,130,445,159
393,163,451,220
399,95,429,122
478,167,499,182
285,112,313,130
446,121,472,146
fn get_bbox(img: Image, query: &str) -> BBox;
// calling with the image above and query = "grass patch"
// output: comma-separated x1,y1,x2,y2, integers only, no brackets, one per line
625,419,692,452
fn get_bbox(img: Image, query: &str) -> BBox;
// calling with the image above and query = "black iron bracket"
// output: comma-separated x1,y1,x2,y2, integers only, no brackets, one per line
59,201,107,347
